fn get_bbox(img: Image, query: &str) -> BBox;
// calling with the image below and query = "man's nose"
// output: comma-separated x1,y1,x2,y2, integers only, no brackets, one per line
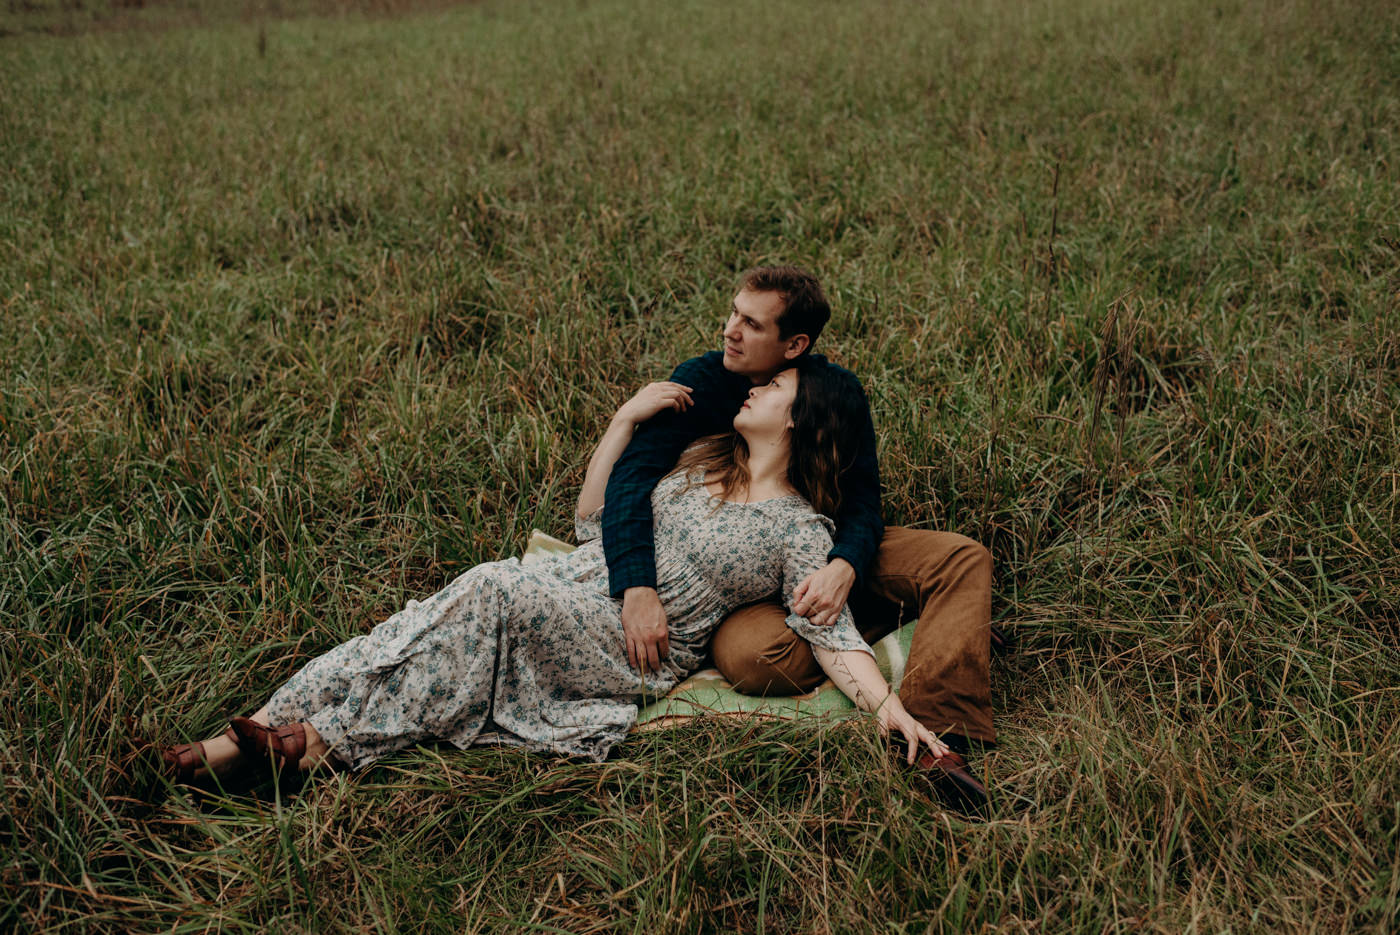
723,315,740,338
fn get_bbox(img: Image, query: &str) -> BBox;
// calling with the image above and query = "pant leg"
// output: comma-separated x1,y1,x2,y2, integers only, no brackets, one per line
859,527,995,744
709,590,913,695
710,600,825,694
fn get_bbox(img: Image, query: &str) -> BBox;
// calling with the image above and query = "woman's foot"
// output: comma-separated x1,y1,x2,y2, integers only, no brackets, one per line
163,727,244,785
230,716,342,773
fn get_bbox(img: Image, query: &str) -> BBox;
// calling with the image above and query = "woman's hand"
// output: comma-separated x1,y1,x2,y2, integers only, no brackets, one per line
577,381,696,519
876,691,949,764
614,381,694,428
808,647,949,763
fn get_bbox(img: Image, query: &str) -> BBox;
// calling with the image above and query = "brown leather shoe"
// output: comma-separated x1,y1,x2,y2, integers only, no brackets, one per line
989,624,1015,655
895,743,989,814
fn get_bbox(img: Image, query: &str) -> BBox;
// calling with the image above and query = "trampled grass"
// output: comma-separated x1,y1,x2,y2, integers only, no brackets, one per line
1,0,1397,931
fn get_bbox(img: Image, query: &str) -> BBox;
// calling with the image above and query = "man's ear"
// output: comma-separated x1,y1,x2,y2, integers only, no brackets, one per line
782,334,811,360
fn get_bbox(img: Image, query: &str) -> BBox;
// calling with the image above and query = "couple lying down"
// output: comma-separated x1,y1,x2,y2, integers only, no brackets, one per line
165,266,996,810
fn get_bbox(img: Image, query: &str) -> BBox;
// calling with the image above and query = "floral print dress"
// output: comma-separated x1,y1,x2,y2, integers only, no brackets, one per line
263,471,873,767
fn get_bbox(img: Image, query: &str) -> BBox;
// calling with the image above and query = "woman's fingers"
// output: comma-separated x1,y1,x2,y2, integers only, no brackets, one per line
884,711,923,764
654,382,693,411
619,383,694,424
667,383,693,409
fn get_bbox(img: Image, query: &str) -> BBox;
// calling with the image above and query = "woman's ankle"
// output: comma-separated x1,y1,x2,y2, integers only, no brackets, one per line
201,733,244,776
295,723,342,772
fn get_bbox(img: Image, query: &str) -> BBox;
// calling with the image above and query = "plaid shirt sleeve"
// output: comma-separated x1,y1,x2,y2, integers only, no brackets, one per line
602,354,736,597
825,368,884,580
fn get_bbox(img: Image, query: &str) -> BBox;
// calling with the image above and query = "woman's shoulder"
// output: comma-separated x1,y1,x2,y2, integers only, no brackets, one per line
653,467,702,500
762,495,834,536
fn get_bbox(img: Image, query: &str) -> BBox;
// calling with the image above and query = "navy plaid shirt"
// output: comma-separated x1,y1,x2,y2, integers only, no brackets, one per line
602,351,884,597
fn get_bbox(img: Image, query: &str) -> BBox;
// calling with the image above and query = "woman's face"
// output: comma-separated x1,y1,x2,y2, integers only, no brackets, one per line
733,367,798,439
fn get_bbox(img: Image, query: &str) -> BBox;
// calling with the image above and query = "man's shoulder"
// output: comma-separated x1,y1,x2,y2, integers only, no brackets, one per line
806,353,867,389
672,351,726,378
671,351,747,396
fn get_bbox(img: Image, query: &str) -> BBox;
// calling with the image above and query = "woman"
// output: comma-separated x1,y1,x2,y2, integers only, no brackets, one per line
164,360,945,781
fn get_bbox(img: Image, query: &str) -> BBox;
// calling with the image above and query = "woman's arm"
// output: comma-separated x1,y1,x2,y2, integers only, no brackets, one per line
811,646,948,762
779,511,945,760
576,381,694,519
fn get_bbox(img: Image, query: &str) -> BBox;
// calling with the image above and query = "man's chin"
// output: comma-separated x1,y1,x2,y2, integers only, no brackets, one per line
722,356,770,383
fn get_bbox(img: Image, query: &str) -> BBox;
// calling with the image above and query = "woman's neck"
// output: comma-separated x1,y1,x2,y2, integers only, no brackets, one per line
710,438,794,502
745,443,791,489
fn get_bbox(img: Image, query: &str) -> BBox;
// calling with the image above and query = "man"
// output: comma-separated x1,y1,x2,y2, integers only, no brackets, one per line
602,265,995,811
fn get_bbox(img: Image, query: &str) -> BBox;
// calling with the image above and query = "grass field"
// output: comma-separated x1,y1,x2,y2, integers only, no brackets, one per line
2,0,1398,931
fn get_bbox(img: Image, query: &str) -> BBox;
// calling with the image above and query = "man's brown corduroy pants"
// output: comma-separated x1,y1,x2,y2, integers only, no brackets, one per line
710,527,995,744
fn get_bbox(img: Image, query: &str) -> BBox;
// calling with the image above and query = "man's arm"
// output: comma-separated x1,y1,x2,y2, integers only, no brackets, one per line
603,354,738,673
601,353,737,597
827,377,884,575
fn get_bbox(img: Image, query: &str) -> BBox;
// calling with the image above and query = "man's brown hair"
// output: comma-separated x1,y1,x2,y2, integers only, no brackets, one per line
739,265,831,348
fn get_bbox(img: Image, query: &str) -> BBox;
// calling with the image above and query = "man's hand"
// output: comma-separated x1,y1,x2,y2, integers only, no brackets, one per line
621,587,670,675
791,558,856,627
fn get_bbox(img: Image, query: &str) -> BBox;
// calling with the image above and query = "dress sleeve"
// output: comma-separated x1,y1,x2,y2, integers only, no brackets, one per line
575,506,603,545
781,509,875,657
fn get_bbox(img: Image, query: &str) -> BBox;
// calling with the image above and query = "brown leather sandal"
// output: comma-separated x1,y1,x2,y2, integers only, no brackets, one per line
163,727,240,784
229,717,308,771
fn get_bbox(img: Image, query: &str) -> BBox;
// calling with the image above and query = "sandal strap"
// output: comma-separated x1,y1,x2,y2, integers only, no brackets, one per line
272,723,307,763
163,741,206,783
230,716,307,769
228,719,260,757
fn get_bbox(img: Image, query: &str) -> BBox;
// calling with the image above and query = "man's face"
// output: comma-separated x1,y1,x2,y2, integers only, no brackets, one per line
721,288,808,382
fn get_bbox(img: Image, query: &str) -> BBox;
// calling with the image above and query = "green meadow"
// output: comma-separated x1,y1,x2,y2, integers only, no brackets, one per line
2,0,1397,930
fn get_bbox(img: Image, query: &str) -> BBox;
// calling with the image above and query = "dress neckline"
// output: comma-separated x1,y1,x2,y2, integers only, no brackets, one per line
701,479,803,506
671,468,804,506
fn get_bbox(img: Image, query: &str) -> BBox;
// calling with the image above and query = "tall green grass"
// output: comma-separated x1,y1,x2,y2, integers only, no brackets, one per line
2,0,1397,931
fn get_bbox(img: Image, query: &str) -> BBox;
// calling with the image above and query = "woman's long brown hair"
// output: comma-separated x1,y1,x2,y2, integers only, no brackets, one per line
666,359,867,518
